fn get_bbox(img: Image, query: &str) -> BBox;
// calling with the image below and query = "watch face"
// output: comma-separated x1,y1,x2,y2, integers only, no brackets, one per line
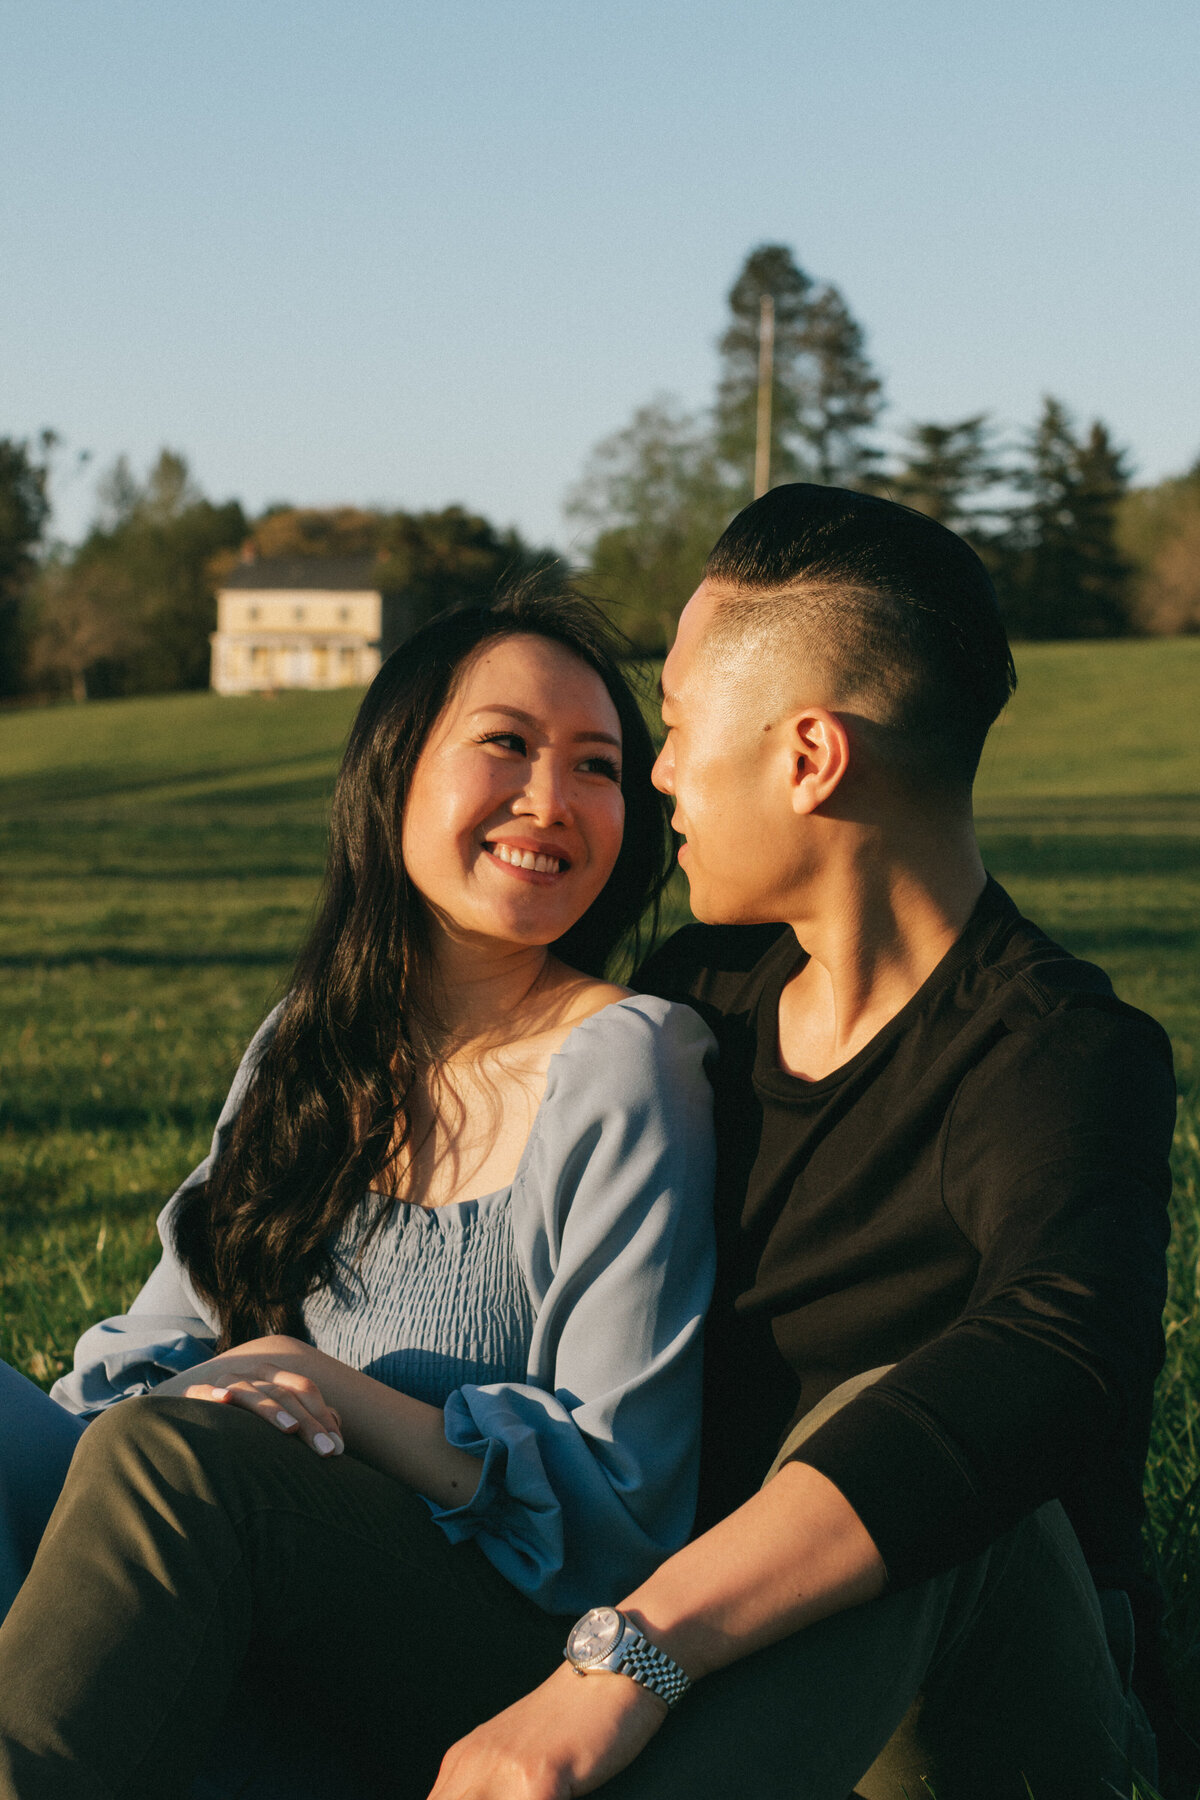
567,1607,623,1666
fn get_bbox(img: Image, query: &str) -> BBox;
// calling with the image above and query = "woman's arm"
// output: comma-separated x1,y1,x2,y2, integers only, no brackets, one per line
51,1007,284,1417
152,1335,485,1505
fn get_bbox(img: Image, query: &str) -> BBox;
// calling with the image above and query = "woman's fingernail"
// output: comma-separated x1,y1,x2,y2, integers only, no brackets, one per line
210,1387,229,1401
276,1410,299,1430
328,1431,345,1454
313,1432,337,1456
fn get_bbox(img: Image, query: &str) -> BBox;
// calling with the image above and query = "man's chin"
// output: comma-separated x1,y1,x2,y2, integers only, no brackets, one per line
683,882,783,930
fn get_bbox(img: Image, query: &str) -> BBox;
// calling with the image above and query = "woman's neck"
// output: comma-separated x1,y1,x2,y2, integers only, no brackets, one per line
425,931,560,1056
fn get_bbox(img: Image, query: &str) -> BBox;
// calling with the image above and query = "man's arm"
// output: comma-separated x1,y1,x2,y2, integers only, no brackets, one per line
427,1460,884,1799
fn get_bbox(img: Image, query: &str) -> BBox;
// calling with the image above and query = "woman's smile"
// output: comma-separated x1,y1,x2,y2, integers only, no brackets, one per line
483,836,573,880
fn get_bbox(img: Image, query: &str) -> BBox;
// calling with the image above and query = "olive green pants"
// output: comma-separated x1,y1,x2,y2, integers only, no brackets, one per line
0,1376,1159,1800
0,1395,567,1800
605,1368,1158,1800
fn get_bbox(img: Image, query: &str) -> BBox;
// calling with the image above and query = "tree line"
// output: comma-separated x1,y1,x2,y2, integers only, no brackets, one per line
2,240,1198,700
567,243,1200,650
0,453,552,703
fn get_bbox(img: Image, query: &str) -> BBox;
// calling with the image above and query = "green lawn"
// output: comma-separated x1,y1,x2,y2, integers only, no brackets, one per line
1,641,1198,1717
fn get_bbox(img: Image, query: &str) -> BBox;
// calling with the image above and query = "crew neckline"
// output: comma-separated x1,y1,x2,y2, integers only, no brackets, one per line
752,877,1012,1102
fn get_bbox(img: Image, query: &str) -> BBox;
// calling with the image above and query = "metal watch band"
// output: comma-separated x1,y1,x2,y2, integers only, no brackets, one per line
615,1625,692,1708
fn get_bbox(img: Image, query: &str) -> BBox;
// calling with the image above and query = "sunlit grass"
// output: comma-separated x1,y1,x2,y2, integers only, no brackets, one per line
1,641,1197,1731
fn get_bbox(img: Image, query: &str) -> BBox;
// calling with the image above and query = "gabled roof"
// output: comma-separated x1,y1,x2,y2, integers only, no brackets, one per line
221,556,380,592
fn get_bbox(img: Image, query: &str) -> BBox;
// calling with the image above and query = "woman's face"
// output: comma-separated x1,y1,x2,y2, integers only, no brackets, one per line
401,633,626,954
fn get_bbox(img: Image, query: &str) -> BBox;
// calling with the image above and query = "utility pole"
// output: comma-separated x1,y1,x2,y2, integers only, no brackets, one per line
753,293,775,499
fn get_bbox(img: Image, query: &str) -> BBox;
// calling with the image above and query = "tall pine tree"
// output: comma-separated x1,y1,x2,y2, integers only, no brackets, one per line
715,243,883,495
1003,399,1133,639
715,245,814,492
890,415,1006,536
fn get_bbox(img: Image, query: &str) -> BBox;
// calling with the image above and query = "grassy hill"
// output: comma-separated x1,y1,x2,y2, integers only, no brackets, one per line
1,638,1197,1710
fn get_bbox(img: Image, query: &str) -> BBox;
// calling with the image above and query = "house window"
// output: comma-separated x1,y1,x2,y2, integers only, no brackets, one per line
294,605,306,621
248,605,260,622
338,606,350,622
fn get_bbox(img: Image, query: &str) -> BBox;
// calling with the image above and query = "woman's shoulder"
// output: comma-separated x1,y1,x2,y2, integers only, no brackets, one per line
548,991,716,1098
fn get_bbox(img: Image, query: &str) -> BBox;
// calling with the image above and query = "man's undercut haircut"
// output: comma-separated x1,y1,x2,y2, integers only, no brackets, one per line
704,484,1017,791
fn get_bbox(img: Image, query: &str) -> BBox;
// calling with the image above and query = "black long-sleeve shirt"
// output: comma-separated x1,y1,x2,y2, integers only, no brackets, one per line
637,879,1176,1605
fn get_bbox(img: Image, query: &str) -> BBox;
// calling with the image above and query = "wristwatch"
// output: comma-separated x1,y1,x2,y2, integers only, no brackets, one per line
563,1606,692,1708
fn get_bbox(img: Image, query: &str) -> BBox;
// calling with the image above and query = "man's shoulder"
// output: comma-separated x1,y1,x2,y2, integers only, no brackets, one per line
635,921,791,1016
974,887,1173,1063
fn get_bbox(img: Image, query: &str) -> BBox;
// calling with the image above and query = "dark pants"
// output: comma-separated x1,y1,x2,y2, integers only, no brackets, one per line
604,1370,1158,1800
0,1395,567,1799
0,1366,1159,1799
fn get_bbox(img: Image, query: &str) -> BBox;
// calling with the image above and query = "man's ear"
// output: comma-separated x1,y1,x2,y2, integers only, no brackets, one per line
787,707,851,815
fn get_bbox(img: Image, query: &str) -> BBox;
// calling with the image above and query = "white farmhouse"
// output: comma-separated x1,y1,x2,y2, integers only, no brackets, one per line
210,556,384,694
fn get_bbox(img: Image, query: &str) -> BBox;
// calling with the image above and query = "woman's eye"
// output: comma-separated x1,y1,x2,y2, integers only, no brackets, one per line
478,731,527,755
580,755,621,781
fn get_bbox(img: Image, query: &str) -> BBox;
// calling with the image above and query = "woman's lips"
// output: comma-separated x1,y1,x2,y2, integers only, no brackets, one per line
484,838,571,879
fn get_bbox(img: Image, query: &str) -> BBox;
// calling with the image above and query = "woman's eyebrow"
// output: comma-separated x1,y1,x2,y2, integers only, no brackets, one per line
467,704,621,747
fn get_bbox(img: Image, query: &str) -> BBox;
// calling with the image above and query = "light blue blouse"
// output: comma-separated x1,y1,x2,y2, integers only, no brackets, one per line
52,995,717,1615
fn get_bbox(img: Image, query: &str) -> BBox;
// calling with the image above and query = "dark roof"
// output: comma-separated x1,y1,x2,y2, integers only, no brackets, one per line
221,556,380,592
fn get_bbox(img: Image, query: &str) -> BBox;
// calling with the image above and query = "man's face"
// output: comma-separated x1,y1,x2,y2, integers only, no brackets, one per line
652,581,809,924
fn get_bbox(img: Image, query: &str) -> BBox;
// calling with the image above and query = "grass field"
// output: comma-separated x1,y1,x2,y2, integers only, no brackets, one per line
1,639,1198,1722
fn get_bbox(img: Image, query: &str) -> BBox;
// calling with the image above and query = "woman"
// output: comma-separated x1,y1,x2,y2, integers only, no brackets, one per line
0,588,716,1800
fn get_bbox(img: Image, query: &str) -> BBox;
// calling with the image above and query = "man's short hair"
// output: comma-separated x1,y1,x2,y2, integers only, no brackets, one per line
703,484,1017,790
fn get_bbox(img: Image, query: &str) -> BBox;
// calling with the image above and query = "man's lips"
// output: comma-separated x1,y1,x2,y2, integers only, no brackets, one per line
483,837,572,878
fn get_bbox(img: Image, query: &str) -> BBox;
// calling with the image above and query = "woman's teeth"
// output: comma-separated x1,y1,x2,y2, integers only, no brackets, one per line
489,844,563,874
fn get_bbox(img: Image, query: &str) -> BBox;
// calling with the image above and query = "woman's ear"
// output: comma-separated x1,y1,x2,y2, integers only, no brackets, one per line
787,707,851,816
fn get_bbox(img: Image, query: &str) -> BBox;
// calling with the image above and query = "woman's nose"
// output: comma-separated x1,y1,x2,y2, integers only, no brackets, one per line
515,755,573,825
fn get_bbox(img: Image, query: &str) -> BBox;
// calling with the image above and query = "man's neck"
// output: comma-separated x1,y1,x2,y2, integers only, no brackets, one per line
775,833,986,1082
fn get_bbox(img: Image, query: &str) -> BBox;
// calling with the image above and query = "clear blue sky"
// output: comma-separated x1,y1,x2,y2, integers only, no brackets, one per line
3,0,1197,552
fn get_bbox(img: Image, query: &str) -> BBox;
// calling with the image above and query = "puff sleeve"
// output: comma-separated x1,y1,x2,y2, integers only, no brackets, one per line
429,996,717,1614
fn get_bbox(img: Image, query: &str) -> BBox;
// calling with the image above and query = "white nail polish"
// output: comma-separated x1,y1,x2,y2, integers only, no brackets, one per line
314,1432,336,1456
329,1431,345,1454
276,1410,298,1430
210,1387,229,1401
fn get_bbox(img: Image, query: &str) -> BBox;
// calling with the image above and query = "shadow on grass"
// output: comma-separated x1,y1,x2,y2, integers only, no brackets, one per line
0,754,338,815
982,835,1200,878
0,950,292,970
0,1099,214,1136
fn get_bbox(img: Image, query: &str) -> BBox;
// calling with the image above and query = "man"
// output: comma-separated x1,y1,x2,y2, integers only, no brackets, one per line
429,485,1178,1798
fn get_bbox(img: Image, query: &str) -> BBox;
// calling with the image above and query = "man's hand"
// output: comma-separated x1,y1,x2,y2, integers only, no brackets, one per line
150,1335,345,1458
428,1663,667,1799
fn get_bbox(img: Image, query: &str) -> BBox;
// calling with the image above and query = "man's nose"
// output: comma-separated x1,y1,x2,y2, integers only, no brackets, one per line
651,740,674,795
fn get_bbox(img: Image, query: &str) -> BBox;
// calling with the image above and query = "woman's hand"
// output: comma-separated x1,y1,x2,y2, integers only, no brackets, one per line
150,1335,345,1458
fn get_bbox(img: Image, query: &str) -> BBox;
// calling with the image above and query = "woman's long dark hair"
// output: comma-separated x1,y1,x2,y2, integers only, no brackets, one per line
173,584,672,1347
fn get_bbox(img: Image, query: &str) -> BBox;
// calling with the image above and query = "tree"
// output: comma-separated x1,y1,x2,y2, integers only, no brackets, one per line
565,397,736,650
243,506,383,561
716,245,814,493
889,415,1008,537
375,505,553,623
1001,399,1134,640
801,282,885,487
1117,460,1200,633
27,552,128,704
30,450,245,699
0,433,54,696
715,244,884,493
